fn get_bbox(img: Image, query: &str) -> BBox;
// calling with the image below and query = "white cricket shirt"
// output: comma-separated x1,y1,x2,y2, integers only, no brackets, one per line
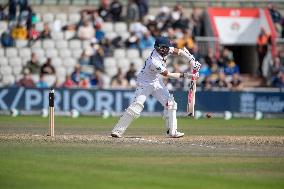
137,48,174,86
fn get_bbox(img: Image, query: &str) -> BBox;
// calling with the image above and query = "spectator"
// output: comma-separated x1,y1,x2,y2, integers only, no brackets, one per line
268,4,282,24
31,10,39,25
17,70,35,87
77,20,95,40
257,28,271,77
95,23,105,42
218,48,233,68
40,23,51,39
111,36,124,48
126,0,139,23
100,38,112,56
125,32,139,48
36,74,48,88
156,6,171,29
110,0,123,22
129,22,148,39
71,65,89,85
165,28,177,43
91,10,104,29
12,23,28,40
146,17,160,37
62,75,76,88
79,51,90,66
78,76,90,88
171,4,189,30
191,44,202,61
98,0,111,21
176,30,194,51
230,73,243,91
126,63,137,87
262,50,273,85
191,7,203,37
28,24,40,41
126,63,137,82
215,71,229,88
76,10,89,29
19,0,29,14
90,70,105,88
160,11,175,31
25,6,34,30
8,0,17,20
205,48,217,68
23,53,40,74
0,4,7,20
224,60,240,76
84,40,96,57
272,71,284,87
18,1,30,23
199,61,211,79
137,0,149,20
210,63,220,79
1,32,14,47
139,31,155,50
90,46,105,72
40,58,55,75
201,75,214,90
111,70,129,88
266,57,284,86
271,56,283,77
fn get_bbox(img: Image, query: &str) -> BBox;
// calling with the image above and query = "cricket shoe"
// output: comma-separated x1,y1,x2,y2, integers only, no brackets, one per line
166,130,184,138
111,131,122,138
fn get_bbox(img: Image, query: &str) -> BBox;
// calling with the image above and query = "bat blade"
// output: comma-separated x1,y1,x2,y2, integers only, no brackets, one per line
187,80,196,116
187,70,197,117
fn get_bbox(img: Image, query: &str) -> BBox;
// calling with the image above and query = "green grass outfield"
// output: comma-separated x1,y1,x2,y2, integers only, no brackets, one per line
0,116,284,189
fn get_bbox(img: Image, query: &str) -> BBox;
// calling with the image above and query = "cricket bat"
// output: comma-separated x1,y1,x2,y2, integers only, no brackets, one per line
187,70,197,117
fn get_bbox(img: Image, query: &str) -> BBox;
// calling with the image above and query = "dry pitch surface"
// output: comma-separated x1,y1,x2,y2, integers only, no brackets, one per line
1,134,284,157
0,116,284,157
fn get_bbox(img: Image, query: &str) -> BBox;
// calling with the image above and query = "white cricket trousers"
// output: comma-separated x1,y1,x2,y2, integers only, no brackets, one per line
133,80,170,107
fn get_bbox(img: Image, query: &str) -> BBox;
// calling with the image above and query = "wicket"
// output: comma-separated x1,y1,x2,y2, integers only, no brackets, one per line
49,89,55,137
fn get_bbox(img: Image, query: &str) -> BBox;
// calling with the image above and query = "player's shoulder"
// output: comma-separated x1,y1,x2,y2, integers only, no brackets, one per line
151,57,163,67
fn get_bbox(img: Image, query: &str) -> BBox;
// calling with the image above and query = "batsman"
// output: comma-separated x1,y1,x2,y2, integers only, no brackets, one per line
111,36,201,138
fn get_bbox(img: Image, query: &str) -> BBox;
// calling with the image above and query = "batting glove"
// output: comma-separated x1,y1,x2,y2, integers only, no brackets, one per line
193,61,201,71
180,47,195,65
181,72,199,79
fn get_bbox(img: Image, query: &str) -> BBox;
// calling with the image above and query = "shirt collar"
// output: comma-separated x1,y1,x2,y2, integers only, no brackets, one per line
153,49,167,62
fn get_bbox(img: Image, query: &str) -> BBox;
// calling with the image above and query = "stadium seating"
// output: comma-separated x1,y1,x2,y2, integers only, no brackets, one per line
15,40,29,48
113,49,126,59
0,57,8,66
0,49,5,57
51,31,64,40
68,13,81,24
126,49,140,59
0,21,8,35
2,6,266,89
0,5,169,87
117,58,130,74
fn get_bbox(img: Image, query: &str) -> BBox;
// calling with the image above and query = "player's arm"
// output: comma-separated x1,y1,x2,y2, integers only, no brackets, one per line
169,47,196,66
161,70,199,79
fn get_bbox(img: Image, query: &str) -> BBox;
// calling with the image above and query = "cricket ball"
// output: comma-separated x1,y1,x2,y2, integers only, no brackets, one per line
206,113,212,118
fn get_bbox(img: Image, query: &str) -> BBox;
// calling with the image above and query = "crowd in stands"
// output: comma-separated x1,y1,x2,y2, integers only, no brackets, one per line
262,3,284,88
0,0,283,90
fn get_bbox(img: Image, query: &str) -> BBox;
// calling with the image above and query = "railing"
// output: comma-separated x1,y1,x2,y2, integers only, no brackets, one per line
275,38,284,55
195,36,219,57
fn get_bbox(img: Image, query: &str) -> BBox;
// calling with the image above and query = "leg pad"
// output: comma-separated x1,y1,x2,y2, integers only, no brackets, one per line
111,102,144,136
